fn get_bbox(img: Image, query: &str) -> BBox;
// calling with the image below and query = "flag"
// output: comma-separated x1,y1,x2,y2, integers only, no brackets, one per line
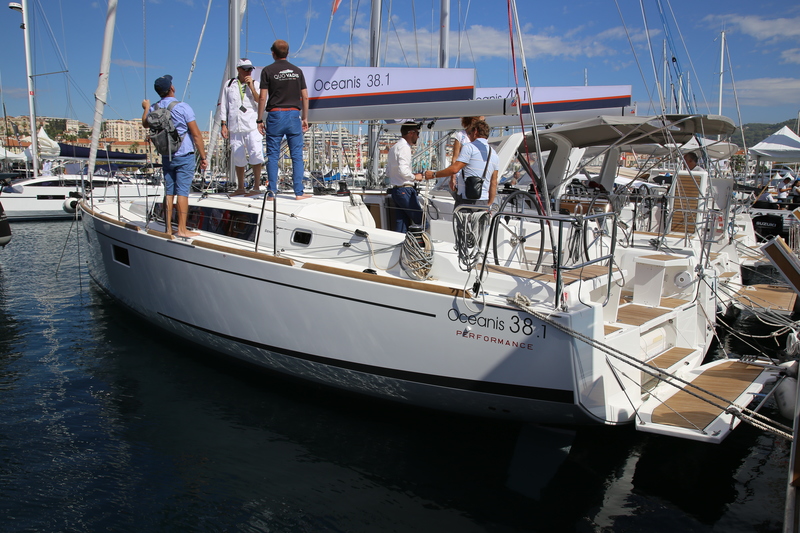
332,0,342,15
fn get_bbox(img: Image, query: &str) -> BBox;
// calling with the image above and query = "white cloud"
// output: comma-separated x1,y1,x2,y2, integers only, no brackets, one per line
703,14,800,43
728,77,800,106
782,48,800,65
0,87,28,100
113,59,147,69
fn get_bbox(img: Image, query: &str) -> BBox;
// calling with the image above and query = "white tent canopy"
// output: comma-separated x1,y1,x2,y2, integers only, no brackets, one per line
681,136,739,161
0,147,25,162
749,126,800,162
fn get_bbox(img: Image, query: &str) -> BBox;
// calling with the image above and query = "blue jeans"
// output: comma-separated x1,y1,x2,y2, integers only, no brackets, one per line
390,186,422,233
265,109,304,196
162,152,195,197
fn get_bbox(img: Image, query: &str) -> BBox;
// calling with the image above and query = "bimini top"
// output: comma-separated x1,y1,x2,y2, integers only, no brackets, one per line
522,114,737,153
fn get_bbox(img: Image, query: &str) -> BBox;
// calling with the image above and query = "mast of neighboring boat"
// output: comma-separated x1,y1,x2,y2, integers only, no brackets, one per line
86,0,118,216
9,1,39,179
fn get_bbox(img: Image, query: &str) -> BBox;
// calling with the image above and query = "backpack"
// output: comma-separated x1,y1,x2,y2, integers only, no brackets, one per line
147,100,183,158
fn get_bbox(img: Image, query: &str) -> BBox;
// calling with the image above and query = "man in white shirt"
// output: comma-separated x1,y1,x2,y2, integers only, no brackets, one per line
219,58,264,196
386,123,423,232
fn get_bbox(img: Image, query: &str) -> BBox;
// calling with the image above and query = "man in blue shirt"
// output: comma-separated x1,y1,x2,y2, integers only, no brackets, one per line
424,120,499,207
142,75,207,237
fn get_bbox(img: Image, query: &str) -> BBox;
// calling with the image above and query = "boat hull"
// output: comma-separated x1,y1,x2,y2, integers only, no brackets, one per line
82,207,598,424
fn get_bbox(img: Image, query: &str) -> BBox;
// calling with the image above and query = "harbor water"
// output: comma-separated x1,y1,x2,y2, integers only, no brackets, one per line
0,221,789,532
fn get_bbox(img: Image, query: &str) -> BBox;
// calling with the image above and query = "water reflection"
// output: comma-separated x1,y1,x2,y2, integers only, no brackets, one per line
0,221,788,532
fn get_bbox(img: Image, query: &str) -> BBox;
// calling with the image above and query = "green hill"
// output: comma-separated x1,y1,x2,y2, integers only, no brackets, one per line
739,118,798,148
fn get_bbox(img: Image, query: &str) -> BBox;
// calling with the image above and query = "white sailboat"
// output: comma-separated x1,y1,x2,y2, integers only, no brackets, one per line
79,0,792,445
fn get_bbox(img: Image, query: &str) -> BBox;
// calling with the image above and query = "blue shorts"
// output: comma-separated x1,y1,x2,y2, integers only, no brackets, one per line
162,152,195,197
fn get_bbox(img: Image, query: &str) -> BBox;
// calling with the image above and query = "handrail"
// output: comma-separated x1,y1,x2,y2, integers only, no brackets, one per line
477,209,618,310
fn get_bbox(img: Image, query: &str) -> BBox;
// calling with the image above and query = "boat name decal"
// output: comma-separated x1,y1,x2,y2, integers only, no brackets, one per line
448,308,505,330
447,309,546,338
454,331,540,350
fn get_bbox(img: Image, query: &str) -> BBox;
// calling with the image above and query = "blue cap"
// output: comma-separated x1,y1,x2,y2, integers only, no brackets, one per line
154,75,173,96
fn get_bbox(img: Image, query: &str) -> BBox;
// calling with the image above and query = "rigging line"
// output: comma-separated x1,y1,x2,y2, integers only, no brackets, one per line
382,0,392,67
429,0,435,68
411,0,420,67
724,42,748,153
293,0,313,55
508,0,548,217
32,0,71,116
343,0,362,66
614,0,658,114
389,15,411,67
57,0,72,116
183,0,213,101
258,0,278,41
655,0,692,113
464,28,479,86
663,0,710,115
455,0,472,68
638,0,668,115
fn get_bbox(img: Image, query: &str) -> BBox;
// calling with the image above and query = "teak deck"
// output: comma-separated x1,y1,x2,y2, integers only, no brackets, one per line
616,304,670,326
651,360,764,430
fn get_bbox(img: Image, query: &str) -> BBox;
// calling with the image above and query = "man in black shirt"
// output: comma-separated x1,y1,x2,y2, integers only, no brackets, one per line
257,39,311,200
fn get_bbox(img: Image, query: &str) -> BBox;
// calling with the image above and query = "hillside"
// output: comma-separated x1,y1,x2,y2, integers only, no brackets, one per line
739,118,798,148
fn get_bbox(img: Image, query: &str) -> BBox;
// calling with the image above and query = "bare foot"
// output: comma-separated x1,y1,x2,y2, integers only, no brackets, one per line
295,194,313,200
230,189,247,196
245,190,262,197
176,230,200,238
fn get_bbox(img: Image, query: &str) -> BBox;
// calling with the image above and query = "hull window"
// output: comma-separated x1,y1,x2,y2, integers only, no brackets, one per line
292,230,312,246
112,245,130,266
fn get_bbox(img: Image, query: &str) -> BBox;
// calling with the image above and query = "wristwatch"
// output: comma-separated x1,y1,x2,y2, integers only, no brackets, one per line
256,119,263,124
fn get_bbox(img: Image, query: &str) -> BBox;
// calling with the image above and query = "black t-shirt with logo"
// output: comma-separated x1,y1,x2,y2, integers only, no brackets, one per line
260,60,307,111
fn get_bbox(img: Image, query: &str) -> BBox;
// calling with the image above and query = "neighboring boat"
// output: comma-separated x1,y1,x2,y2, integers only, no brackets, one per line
0,172,162,220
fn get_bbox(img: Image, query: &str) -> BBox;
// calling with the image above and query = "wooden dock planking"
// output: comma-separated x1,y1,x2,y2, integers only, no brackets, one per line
651,361,764,430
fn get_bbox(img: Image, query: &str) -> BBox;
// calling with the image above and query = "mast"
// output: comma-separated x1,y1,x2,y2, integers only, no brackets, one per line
439,0,450,69
717,30,725,115
228,0,241,187
437,0,450,169
86,0,118,204
9,1,38,178
366,0,382,187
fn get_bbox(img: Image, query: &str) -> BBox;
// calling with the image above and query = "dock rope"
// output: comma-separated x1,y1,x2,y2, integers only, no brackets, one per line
453,208,490,271
508,293,794,440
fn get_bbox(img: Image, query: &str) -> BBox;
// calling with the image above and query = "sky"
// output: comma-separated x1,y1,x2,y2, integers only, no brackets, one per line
0,0,798,134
